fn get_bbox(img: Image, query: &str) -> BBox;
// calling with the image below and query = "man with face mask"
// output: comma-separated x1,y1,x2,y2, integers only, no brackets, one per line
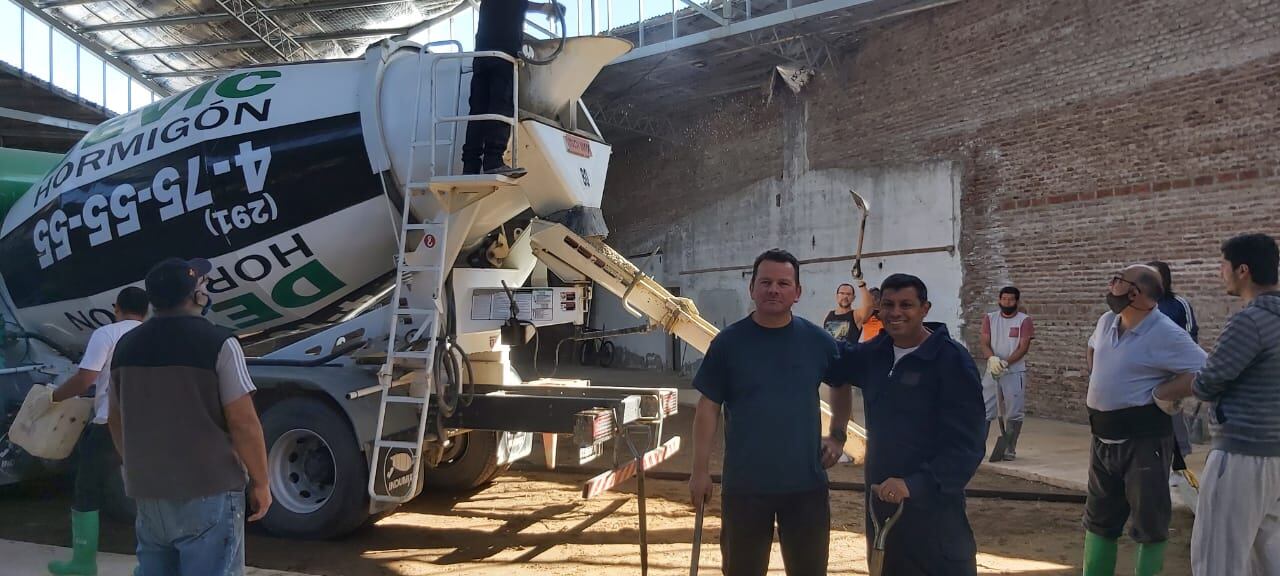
109,257,270,575
1081,265,1205,576
981,286,1034,461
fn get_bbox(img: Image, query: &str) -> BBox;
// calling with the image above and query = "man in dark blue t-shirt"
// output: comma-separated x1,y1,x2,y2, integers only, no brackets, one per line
691,249,851,576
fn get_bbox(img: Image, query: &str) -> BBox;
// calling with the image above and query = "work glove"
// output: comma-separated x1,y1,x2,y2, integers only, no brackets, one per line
1152,388,1183,416
987,356,1007,378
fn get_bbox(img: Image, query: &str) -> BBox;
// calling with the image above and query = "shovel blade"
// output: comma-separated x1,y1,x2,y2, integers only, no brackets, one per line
989,434,1010,462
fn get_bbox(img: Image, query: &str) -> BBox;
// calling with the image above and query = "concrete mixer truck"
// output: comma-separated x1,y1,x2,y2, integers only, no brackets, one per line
0,36,721,539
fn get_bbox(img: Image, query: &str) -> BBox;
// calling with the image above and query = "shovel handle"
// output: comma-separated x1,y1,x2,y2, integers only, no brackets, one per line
690,500,705,576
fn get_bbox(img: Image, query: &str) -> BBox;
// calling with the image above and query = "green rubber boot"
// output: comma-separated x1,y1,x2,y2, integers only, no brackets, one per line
1135,541,1167,576
48,510,98,575
1083,531,1118,576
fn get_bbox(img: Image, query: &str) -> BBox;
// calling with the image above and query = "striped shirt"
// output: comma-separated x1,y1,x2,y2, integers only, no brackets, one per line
1194,292,1280,456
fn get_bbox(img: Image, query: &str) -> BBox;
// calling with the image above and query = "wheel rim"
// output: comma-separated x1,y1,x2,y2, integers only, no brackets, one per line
437,434,468,467
269,428,337,514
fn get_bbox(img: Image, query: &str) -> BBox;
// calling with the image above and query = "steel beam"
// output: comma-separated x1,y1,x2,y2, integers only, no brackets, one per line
212,0,316,61
12,0,171,95
78,0,416,33
0,106,97,131
114,27,413,56
144,68,231,78
614,0,877,63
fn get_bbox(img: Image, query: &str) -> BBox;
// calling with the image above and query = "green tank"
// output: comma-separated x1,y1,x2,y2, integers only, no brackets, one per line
0,148,62,220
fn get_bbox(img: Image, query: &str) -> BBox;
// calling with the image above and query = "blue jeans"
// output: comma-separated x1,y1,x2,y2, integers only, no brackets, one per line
134,491,245,576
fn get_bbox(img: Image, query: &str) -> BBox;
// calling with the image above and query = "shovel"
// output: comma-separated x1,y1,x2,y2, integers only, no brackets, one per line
690,499,705,576
867,486,904,576
849,190,871,279
989,378,1012,462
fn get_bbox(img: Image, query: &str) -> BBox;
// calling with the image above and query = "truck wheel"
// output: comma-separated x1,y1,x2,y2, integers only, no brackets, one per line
422,431,506,490
260,397,369,539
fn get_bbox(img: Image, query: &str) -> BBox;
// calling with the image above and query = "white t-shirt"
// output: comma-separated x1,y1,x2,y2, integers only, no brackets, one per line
893,345,919,366
79,319,142,424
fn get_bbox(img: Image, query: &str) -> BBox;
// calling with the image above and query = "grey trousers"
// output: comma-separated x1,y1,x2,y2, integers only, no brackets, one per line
1193,450,1280,576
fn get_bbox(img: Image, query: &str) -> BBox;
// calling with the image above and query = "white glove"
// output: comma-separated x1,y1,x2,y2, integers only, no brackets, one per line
1153,388,1183,416
987,356,1007,378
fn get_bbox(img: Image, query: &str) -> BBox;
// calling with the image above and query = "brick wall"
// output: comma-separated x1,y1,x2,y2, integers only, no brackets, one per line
599,0,1280,421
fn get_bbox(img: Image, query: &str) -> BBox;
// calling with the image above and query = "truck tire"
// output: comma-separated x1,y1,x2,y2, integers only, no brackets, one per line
422,431,507,490
259,397,369,539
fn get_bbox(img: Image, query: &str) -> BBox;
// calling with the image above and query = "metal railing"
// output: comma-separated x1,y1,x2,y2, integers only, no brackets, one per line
423,49,520,180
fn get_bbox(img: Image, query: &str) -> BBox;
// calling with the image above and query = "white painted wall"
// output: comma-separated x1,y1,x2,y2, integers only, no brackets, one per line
595,160,964,372
595,101,964,372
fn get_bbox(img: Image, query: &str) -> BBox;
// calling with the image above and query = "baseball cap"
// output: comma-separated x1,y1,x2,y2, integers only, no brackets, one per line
145,257,212,309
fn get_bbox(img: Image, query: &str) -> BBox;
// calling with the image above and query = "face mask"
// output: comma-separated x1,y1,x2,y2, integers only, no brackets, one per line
1105,292,1131,314
196,291,213,316
999,305,1017,315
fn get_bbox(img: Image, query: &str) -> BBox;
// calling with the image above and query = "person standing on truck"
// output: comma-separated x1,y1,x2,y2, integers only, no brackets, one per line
1153,234,1280,575
829,273,986,575
823,279,872,344
690,249,851,576
45,287,147,576
462,0,564,175
981,286,1034,461
1082,264,1205,576
108,258,271,574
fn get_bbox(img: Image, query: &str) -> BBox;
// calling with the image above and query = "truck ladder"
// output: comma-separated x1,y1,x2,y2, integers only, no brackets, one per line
366,46,522,504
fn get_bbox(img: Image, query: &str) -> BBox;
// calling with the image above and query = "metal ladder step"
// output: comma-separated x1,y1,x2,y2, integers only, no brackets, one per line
375,440,422,450
383,395,429,405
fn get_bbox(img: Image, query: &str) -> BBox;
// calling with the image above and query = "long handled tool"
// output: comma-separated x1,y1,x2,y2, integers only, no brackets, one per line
867,486,904,576
849,190,871,279
690,499,705,576
989,378,1012,462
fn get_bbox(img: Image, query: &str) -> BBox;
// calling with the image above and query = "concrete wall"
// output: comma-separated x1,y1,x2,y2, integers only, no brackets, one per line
596,0,1280,421
594,97,964,372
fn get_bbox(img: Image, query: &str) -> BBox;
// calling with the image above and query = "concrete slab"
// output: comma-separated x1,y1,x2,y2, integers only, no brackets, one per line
980,416,1208,511
0,539,318,576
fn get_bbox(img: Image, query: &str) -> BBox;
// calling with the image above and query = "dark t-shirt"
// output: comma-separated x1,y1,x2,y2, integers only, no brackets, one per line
693,315,844,494
476,0,530,55
823,310,856,343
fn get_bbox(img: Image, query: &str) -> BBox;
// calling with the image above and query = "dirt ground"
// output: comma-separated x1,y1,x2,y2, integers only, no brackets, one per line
0,467,1194,575
0,397,1194,576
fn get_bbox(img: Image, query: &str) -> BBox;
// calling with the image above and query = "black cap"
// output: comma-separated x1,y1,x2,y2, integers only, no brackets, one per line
145,257,212,309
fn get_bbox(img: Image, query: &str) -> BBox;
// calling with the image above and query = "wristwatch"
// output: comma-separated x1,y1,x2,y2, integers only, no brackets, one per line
830,427,848,444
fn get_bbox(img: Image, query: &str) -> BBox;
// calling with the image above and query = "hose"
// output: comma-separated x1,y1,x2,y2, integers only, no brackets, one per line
433,337,461,418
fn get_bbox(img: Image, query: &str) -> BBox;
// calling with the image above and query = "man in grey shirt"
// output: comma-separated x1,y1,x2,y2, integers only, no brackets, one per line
1083,264,1205,576
110,258,270,575
1156,234,1280,575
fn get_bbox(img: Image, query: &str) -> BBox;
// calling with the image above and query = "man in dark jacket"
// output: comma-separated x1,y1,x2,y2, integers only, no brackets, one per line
829,273,986,575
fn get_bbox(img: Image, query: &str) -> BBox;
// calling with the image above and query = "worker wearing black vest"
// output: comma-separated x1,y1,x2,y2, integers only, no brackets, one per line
109,257,270,574
462,0,563,174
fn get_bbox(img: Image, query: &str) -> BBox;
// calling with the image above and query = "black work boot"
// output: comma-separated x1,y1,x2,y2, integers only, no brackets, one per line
1006,420,1023,460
